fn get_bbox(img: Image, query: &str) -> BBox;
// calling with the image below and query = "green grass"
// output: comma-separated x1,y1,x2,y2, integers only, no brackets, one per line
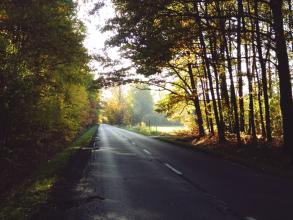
0,126,97,220
124,125,187,136
151,126,188,133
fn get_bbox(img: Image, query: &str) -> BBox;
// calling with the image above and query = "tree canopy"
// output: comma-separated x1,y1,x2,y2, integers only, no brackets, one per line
0,0,99,193
104,0,293,155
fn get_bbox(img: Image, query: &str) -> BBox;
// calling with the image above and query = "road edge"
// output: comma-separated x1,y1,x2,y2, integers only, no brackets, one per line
115,125,293,179
0,125,98,220
154,136,293,179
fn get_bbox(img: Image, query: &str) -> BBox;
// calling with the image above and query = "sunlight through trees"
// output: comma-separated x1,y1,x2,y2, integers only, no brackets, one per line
101,0,293,155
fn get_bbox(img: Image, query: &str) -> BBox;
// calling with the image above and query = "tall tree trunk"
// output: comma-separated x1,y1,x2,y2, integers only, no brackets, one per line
201,69,215,135
216,1,241,143
254,60,267,139
287,0,293,51
246,44,257,142
270,0,293,154
209,36,225,136
187,63,205,136
268,62,273,98
200,77,212,134
254,0,272,142
237,0,245,132
218,37,234,133
194,2,226,142
243,14,257,141
0,70,5,148
248,1,266,139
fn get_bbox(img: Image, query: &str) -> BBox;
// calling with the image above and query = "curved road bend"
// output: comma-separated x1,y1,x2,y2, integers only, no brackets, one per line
58,124,293,220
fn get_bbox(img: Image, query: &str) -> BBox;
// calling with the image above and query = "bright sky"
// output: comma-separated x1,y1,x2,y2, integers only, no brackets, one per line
77,0,114,52
76,0,122,100
76,0,165,102
76,0,122,74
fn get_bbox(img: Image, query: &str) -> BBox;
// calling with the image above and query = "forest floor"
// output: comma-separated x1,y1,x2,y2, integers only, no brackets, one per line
0,126,97,220
124,126,293,178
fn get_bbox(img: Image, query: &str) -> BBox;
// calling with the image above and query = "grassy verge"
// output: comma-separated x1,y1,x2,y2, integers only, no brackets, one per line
122,125,187,136
125,125,162,136
0,126,97,220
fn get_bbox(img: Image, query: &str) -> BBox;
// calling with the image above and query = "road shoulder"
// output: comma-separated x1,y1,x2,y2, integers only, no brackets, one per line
0,126,97,220
154,135,293,179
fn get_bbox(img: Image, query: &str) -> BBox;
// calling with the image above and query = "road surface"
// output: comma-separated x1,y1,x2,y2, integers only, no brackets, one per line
41,124,293,220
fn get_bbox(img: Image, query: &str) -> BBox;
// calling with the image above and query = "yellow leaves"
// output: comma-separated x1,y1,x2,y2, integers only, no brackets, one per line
100,86,133,124
57,5,66,14
0,9,8,21
166,2,185,13
179,19,194,28
153,18,161,28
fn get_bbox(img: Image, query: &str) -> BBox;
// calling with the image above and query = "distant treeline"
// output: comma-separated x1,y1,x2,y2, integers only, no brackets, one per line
100,85,182,127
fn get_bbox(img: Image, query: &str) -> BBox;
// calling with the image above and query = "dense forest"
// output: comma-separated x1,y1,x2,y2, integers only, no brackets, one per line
0,1,98,193
102,0,293,155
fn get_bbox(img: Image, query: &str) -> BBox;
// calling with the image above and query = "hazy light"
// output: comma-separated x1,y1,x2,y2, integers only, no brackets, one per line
76,0,123,76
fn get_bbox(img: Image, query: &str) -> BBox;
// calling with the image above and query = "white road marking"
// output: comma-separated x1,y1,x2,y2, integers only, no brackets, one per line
164,163,183,175
143,149,152,155
245,217,257,220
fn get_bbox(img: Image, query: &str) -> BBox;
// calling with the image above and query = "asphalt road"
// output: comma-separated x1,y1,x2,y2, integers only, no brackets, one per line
53,124,293,220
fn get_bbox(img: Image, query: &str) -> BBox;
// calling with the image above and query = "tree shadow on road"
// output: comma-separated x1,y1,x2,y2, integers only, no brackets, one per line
31,131,98,220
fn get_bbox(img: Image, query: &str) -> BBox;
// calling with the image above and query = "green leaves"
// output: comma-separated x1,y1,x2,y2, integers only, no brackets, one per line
0,0,99,193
